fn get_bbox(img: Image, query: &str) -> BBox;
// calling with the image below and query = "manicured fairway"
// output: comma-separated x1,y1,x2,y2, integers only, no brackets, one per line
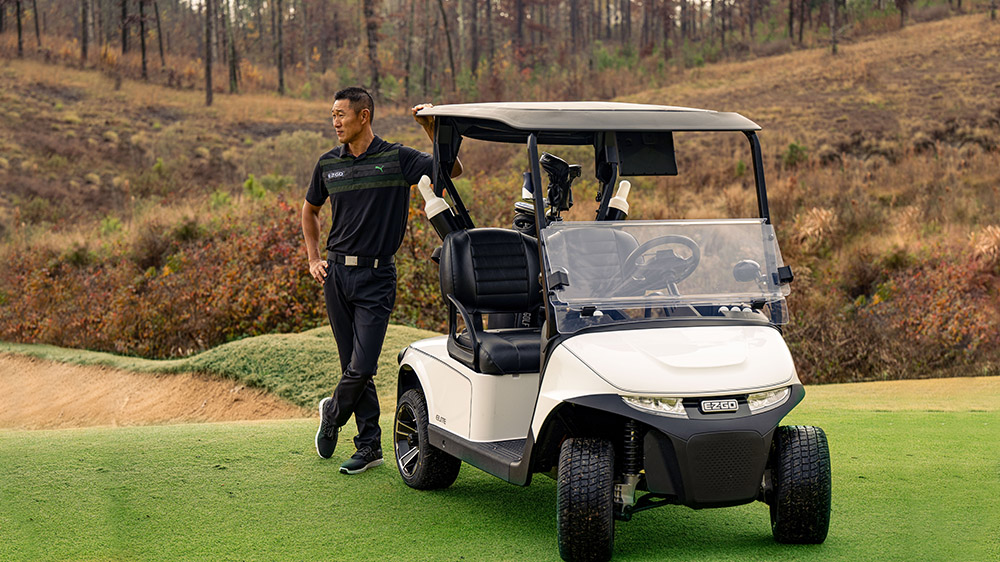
2,379,997,561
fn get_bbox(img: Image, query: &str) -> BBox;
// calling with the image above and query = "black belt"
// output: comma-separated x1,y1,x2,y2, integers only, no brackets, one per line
328,252,394,268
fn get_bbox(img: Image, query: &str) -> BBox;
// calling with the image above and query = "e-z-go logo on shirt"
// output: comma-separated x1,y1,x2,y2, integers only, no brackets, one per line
325,170,346,180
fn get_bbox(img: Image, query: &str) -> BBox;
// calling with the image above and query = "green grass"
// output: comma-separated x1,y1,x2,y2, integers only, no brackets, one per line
0,325,439,409
2,384,997,561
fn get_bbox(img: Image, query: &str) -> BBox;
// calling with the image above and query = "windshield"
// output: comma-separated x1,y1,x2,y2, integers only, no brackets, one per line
541,219,790,334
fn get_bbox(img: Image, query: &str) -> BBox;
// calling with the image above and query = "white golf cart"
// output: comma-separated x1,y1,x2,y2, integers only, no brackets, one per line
394,103,831,562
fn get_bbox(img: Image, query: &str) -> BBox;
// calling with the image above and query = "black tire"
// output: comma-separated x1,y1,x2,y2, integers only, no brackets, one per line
769,425,832,544
393,388,461,490
557,438,615,562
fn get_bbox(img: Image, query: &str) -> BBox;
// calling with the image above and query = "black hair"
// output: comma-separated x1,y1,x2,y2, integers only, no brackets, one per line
333,87,375,123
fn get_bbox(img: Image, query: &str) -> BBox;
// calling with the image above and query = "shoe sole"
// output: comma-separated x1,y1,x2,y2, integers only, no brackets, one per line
339,458,384,475
316,397,333,459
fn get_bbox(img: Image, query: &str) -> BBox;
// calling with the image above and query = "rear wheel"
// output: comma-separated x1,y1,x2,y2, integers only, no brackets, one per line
769,425,832,544
393,389,461,490
557,438,615,562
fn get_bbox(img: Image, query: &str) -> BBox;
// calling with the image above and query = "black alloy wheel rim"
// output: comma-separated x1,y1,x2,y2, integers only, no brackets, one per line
394,402,420,477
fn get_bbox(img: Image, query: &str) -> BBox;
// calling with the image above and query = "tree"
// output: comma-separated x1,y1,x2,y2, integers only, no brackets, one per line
121,0,128,54
81,0,89,61
224,0,239,93
31,0,40,47
788,0,793,39
205,0,213,106
363,0,380,97
895,0,908,27
15,0,22,57
436,0,456,93
139,0,148,79
403,0,415,99
276,0,285,95
828,0,837,54
153,0,165,66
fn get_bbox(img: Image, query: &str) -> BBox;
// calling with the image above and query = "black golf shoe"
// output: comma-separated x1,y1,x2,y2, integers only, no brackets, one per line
339,446,384,475
315,397,340,459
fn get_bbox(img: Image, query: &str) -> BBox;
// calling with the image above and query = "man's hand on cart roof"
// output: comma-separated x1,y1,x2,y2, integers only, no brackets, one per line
412,103,464,178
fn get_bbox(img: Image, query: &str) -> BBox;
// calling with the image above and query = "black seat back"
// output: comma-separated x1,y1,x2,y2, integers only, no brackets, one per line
440,228,542,314
544,227,638,300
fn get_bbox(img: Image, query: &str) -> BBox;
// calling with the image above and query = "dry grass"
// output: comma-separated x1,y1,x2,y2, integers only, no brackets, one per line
2,14,1000,381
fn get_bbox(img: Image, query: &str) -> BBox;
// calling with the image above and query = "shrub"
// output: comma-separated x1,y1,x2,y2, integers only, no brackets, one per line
782,142,809,169
100,215,122,236
210,189,232,209
243,174,267,199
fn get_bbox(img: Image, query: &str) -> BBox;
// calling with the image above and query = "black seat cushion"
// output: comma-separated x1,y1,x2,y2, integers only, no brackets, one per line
450,328,542,375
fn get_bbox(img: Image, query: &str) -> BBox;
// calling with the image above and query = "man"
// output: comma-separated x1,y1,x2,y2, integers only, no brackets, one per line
301,87,461,474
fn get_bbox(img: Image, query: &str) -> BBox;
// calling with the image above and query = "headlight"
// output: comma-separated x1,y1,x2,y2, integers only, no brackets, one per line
747,387,790,413
622,396,687,418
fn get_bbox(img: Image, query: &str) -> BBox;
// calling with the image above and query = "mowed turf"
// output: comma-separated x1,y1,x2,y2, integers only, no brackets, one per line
2,376,998,561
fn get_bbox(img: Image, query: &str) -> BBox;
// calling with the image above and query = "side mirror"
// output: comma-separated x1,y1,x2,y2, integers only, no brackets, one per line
733,259,762,283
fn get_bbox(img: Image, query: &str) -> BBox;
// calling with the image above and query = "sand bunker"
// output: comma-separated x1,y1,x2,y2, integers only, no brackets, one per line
0,354,308,430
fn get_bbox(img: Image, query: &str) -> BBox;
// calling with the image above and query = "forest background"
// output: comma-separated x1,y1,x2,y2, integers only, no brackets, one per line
0,0,998,384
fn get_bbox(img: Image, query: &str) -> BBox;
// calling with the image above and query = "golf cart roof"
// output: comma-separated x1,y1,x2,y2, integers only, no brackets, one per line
420,102,760,144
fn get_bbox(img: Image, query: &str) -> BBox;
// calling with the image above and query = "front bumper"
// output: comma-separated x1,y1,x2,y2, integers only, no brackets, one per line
568,383,805,508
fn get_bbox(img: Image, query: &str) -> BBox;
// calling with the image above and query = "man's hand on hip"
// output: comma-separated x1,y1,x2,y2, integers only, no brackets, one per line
309,258,328,284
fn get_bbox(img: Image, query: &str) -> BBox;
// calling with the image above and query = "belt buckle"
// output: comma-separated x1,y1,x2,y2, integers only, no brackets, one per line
345,256,359,266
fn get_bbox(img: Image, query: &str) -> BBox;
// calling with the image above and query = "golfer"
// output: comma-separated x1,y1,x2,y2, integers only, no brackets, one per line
301,87,460,474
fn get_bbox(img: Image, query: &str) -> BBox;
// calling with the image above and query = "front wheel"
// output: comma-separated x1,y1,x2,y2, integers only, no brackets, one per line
768,425,832,544
393,389,461,490
557,438,615,562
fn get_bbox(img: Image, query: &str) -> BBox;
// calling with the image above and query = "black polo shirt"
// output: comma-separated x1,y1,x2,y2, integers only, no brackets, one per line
306,135,433,257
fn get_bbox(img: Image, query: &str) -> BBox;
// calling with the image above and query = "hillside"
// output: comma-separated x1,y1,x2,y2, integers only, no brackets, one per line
1,14,999,382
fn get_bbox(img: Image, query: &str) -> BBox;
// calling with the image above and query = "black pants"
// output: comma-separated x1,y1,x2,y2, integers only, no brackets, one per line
323,260,396,451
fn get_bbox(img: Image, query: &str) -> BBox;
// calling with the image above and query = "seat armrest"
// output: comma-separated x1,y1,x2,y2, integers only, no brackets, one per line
447,293,480,355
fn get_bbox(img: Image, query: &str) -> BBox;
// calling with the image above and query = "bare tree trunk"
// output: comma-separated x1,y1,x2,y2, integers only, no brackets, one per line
663,0,673,60
486,0,493,67
404,0,414,100
798,0,805,43
205,0,213,106
225,0,238,93
139,0,148,78
830,0,838,54
422,0,431,97
470,0,479,75
300,0,309,74
154,0,164,66
991,0,997,20
363,0,380,97
81,0,89,61
277,0,285,95
436,0,457,92
15,0,23,57
515,0,524,50
31,0,40,47
788,0,794,39
121,0,128,54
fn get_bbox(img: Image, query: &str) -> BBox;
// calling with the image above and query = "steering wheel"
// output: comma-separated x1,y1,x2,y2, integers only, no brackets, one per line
618,235,701,294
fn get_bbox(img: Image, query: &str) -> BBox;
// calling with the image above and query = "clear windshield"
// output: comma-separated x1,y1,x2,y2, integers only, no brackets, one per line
541,219,790,334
